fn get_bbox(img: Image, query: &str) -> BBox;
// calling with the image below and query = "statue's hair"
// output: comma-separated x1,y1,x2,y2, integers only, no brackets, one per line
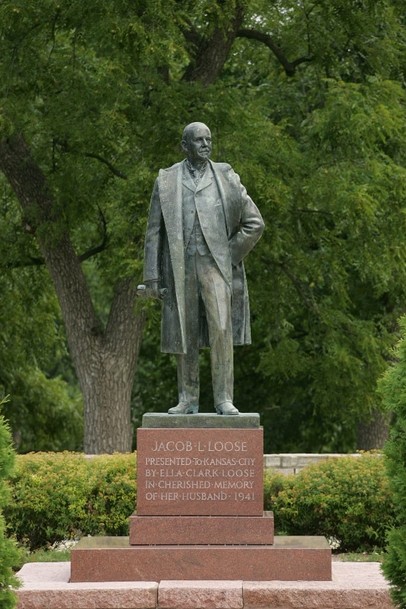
182,122,210,142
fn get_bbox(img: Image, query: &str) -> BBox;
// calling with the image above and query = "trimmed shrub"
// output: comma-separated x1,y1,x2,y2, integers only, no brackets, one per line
77,454,137,536
5,450,393,554
5,452,136,550
0,408,21,609
264,453,395,552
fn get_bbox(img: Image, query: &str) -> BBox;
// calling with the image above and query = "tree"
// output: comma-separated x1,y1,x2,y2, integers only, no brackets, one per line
1,0,405,453
244,75,406,451
0,400,20,609
0,191,83,451
134,0,406,452
0,264,83,452
0,1,168,452
380,317,406,608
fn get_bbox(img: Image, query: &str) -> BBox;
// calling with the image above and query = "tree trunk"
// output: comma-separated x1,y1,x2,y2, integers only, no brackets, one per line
81,290,145,452
183,4,245,86
0,134,145,453
356,408,391,450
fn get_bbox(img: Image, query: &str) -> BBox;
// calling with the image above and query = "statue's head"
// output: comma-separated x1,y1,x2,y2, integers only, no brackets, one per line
181,122,212,164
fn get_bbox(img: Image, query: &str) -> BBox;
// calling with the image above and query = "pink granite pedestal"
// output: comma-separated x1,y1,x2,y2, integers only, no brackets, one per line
71,415,332,582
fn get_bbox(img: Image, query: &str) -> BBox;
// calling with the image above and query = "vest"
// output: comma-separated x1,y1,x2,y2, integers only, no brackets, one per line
182,164,227,258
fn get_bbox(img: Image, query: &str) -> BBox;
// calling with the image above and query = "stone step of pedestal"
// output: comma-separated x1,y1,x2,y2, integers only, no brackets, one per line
70,536,332,583
16,562,394,609
129,512,274,545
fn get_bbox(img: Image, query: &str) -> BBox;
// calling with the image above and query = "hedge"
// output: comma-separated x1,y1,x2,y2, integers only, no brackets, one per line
4,451,395,553
265,453,395,552
5,452,136,550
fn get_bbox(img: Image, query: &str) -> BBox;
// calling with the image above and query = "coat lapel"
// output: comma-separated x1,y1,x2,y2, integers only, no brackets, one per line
158,163,186,352
211,161,239,236
182,168,196,192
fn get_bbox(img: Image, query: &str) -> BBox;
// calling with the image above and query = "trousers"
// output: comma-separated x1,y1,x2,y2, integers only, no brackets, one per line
176,249,233,408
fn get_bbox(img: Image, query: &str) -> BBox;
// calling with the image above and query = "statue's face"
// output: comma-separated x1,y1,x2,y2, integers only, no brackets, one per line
182,124,212,164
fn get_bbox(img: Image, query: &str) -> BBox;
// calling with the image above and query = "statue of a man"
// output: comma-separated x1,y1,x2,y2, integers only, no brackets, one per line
142,122,264,415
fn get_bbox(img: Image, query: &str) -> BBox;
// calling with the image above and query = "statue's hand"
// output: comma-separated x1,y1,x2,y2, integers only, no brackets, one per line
137,283,167,300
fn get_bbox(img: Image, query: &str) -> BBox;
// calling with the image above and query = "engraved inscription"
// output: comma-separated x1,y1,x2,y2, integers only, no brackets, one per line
144,447,256,501
151,440,248,452
137,428,263,516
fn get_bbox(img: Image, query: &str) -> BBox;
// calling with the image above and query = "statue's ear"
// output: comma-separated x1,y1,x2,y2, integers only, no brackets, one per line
181,140,188,155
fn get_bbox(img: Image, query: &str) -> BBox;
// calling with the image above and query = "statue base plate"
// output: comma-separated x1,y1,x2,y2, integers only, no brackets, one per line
142,412,260,428
70,535,332,582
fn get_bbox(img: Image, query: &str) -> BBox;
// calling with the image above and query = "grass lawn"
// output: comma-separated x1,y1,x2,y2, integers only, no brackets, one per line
333,551,384,562
21,548,72,563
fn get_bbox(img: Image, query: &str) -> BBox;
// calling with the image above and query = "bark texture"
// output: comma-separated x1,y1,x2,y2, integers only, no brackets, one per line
183,4,245,86
0,134,145,453
356,408,391,450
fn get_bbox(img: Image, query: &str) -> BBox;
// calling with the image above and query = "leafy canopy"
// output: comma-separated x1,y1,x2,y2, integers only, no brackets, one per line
0,0,405,451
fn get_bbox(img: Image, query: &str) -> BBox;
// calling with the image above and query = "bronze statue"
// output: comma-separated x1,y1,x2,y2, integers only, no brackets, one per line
140,122,264,415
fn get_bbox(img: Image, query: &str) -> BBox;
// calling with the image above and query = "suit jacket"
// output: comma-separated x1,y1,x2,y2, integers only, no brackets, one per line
143,160,264,354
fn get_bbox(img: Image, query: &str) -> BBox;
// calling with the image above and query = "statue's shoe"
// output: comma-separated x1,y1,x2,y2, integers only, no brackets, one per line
215,402,239,415
168,403,199,414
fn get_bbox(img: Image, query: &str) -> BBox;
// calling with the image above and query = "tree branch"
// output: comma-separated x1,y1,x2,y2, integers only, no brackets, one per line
5,226,109,270
180,18,203,50
272,259,319,313
83,152,128,180
52,139,128,180
78,206,109,262
237,28,313,76
5,256,45,269
4,204,108,270
0,135,102,357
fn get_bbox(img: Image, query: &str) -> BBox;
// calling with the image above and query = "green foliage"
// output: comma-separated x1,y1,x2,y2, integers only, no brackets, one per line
379,316,406,607
265,454,394,552
0,174,82,453
0,260,83,452
78,454,137,536
1,0,406,452
5,452,136,550
0,404,21,609
4,451,393,556
231,75,406,451
132,1,406,452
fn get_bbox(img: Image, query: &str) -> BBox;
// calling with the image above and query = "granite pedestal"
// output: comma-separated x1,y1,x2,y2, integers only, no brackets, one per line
70,413,332,582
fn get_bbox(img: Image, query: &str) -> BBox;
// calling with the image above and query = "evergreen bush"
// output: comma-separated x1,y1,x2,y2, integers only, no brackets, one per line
0,405,20,609
4,450,393,554
5,452,136,550
379,316,406,608
264,453,394,552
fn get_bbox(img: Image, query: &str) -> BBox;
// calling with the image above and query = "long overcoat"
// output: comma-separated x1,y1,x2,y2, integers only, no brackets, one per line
143,160,264,354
